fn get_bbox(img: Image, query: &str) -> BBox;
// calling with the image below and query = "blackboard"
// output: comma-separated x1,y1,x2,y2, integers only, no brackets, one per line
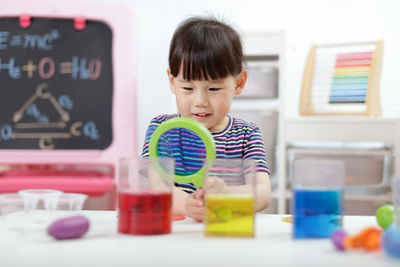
0,17,113,150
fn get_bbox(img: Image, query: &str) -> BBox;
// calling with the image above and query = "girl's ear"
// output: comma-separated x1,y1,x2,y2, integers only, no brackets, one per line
167,68,176,94
234,70,247,95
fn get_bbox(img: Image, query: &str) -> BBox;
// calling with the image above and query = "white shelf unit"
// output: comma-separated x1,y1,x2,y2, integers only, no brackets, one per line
277,117,400,214
231,31,286,213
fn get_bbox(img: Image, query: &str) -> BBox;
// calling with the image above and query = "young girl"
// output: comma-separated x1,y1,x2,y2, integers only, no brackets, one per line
142,16,271,221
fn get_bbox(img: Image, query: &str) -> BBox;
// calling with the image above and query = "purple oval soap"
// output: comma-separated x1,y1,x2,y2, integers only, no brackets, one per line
331,230,347,250
48,215,90,240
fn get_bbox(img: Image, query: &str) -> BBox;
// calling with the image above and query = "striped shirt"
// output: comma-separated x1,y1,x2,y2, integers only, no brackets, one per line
141,114,269,193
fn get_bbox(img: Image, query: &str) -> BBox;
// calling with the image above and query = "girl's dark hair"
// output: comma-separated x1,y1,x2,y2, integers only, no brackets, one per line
169,17,245,81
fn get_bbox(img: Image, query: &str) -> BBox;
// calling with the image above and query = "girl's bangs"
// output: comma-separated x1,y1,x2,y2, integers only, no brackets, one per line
180,50,230,81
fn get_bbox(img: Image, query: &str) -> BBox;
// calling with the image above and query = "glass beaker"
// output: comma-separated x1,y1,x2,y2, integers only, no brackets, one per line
118,157,174,235
292,159,345,239
204,158,256,237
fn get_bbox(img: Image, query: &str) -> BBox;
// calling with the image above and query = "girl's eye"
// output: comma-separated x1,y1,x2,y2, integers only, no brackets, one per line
183,87,193,91
209,88,220,91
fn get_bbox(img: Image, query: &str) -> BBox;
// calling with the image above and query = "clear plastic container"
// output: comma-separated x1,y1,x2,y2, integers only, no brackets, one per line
57,193,88,211
0,193,27,231
18,189,63,211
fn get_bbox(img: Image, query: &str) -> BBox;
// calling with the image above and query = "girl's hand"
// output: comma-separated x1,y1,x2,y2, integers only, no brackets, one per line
185,189,205,222
184,177,227,222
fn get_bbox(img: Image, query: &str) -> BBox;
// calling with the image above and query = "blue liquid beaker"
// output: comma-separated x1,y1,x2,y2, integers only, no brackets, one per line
291,159,345,239
293,188,343,238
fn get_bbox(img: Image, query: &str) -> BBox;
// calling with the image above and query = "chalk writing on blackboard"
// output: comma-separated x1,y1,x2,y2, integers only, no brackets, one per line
0,18,113,150
0,56,102,80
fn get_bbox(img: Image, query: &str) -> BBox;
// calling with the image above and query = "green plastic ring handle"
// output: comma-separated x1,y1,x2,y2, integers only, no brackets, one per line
148,117,216,187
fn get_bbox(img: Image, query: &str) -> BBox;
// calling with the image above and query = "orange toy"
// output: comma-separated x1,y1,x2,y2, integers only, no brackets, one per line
343,227,382,251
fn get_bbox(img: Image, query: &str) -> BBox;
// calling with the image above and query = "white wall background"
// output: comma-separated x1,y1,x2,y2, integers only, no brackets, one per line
101,0,400,154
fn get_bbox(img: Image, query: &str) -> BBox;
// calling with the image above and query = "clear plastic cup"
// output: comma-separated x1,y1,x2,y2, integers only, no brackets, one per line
57,193,88,211
0,193,28,231
118,157,174,235
18,189,63,225
292,159,345,239
18,189,63,211
204,158,256,238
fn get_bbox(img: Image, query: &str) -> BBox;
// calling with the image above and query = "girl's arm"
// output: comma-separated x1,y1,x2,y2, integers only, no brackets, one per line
172,186,189,215
254,171,271,211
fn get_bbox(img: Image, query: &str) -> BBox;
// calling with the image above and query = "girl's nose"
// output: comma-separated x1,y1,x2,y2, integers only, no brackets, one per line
194,90,209,106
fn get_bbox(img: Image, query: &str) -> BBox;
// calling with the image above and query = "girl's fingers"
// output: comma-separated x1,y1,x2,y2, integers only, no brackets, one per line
187,205,204,221
185,194,205,221
194,189,205,199
189,206,204,216
187,196,203,207
189,209,204,222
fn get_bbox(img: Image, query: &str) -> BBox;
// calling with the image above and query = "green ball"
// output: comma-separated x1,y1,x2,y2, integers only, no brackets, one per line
376,205,394,229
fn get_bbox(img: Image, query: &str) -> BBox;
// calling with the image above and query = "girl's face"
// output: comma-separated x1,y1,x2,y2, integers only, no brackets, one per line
168,69,247,132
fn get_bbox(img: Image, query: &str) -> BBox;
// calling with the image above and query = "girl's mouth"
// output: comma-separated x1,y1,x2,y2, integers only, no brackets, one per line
193,113,211,120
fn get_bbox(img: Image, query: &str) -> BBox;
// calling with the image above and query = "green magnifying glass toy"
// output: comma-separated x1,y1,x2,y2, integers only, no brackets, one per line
148,117,216,188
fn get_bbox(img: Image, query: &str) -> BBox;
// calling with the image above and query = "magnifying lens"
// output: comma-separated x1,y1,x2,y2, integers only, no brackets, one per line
148,117,216,188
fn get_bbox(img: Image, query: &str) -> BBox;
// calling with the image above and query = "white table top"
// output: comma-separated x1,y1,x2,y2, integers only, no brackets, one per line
0,210,399,267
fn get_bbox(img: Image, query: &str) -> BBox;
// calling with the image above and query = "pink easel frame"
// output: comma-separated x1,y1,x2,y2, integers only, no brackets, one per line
0,0,136,201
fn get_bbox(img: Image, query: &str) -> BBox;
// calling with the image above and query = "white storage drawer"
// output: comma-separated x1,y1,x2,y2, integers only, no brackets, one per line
240,61,278,98
288,146,393,194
